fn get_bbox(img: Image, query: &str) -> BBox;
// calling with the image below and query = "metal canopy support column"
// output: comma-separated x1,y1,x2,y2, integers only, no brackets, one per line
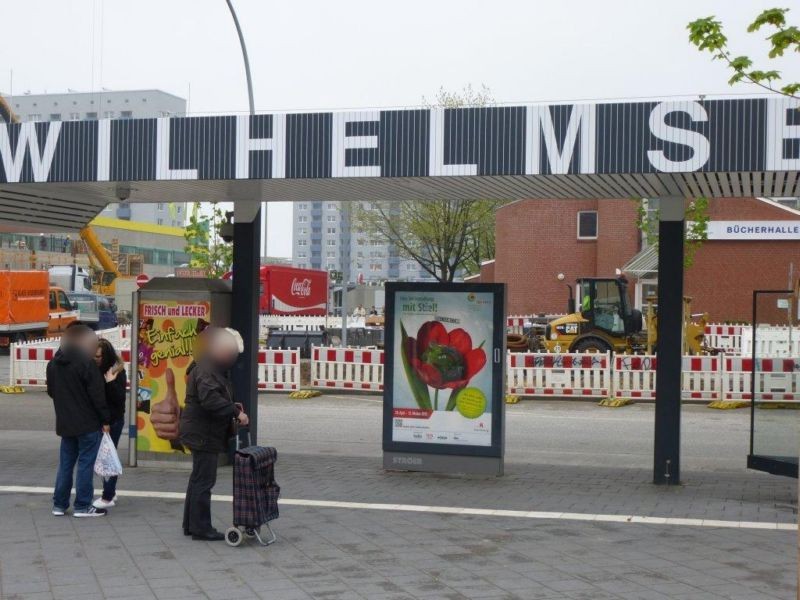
653,196,684,485
231,202,261,446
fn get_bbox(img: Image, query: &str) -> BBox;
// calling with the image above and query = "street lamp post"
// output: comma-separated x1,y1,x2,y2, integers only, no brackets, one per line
224,0,266,259
225,0,264,446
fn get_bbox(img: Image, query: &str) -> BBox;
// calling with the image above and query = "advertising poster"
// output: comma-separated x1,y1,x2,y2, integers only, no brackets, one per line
136,299,210,453
387,286,500,450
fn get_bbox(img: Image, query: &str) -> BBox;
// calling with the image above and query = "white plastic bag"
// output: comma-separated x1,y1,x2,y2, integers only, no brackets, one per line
94,432,123,480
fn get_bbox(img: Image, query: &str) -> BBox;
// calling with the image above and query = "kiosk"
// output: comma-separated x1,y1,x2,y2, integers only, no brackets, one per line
129,278,232,466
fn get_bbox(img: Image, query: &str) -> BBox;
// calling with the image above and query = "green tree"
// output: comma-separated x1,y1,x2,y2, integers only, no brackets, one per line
688,8,800,98
635,197,710,268
183,203,232,278
353,85,503,282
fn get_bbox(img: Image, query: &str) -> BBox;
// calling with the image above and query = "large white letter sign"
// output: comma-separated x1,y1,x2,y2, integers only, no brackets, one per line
0,122,62,183
766,97,800,171
96,119,111,182
525,104,595,175
429,108,478,176
155,118,198,180
646,101,710,172
235,114,286,179
332,112,380,178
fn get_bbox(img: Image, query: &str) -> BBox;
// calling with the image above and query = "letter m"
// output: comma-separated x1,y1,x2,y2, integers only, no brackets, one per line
0,122,62,183
526,104,595,174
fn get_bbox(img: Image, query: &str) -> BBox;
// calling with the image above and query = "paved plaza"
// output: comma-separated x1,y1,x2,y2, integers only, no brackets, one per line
0,387,796,600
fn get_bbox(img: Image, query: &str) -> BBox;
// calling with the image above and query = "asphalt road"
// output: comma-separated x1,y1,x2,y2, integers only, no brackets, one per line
2,387,785,474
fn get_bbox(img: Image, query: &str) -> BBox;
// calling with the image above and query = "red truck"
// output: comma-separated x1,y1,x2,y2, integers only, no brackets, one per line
222,265,329,315
259,265,328,315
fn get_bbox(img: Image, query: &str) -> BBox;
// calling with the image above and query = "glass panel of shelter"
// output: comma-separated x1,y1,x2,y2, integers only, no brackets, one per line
750,290,799,478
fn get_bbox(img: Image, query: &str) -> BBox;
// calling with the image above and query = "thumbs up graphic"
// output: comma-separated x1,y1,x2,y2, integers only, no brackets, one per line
150,368,181,441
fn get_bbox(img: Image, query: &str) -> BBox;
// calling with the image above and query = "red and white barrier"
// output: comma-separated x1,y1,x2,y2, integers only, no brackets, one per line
740,326,800,357
11,345,59,386
507,316,529,335
704,323,800,357
682,356,722,400
612,355,658,399
613,355,724,400
507,352,611,397
258,349,301,390
704,324,744,355
10,339,300,392
722,357,799,401
311,346,384,391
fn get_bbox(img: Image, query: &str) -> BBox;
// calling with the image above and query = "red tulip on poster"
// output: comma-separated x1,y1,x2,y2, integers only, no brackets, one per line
404,321,486,391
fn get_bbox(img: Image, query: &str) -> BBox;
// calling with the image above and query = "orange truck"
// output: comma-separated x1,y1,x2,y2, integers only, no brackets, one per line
0,271,78,348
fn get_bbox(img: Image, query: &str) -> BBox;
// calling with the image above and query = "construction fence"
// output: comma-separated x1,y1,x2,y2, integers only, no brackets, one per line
10,327,300,392
10,326,799,402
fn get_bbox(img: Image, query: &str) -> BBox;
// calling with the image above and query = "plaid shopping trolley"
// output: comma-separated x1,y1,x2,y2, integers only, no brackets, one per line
225,441,280,547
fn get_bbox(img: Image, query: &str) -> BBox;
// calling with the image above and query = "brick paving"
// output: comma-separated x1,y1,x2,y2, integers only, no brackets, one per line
0,392,796,599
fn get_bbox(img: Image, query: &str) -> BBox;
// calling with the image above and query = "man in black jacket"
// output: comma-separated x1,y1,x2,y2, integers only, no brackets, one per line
47,324,110,517
180,327,249,541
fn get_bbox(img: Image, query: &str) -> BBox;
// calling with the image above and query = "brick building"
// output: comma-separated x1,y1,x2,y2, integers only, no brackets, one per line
475,197,800,322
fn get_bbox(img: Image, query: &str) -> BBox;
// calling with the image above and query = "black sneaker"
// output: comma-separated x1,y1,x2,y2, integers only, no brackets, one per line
73,506,107,518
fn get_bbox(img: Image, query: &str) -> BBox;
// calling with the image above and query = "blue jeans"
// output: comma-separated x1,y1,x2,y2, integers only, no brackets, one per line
53,430,101,511
102,418,125,501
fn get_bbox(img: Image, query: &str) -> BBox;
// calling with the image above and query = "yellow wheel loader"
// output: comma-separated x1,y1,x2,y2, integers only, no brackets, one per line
539,276,707,354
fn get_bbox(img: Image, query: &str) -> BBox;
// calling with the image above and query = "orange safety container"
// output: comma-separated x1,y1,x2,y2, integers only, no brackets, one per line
0,271,50,346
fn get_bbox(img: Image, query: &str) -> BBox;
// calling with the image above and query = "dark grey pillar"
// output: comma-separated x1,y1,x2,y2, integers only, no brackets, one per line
653,197,684,485
231,206,261,446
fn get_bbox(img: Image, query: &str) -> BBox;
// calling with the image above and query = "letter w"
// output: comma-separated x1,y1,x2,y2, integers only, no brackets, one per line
0,122,62,183
526,105,595,174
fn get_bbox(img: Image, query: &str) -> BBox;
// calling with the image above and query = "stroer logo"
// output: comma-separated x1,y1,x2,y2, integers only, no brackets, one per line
290,278,312,297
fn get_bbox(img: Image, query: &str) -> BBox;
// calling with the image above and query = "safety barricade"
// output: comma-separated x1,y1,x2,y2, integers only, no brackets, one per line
704,324,744,355
507,316,530,335
612,355,658,400
740,326,800,357
11,340,300,392
507,352,611,398
681,356,722,400
310,346,384,391
10,343,59,386
258,349,301,391
612,355,723,401
721,357,800,402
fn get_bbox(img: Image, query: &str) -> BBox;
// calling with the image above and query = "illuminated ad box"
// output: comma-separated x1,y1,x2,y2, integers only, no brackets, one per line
382,282,506,476
133,278,231,461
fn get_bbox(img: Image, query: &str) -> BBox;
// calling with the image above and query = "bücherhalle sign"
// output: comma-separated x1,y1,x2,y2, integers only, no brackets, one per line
706,221,800,240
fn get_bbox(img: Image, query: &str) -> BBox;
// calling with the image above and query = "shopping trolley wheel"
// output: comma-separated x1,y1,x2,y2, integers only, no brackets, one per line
244,528,257,539
225,527,243,547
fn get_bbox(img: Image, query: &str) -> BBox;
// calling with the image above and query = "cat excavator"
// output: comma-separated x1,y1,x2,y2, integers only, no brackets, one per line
536,276,708,355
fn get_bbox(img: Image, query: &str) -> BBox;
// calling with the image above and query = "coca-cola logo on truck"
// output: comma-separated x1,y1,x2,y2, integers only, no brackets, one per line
291,278,312,297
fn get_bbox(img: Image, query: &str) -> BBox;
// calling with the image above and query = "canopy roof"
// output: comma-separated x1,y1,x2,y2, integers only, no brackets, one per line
623,245,659,278
1,96,799,231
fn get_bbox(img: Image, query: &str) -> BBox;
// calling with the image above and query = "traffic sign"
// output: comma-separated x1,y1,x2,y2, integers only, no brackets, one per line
136,273,150,288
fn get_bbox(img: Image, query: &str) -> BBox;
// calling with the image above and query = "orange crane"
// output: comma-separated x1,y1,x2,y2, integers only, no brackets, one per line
79,226,125,296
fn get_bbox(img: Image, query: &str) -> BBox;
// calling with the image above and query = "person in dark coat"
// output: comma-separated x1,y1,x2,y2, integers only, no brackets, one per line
47,324,110,517
180,327,249,541
92,338,127,509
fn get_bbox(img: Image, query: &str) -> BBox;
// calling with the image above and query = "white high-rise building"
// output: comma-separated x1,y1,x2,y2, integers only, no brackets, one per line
292,201,432,282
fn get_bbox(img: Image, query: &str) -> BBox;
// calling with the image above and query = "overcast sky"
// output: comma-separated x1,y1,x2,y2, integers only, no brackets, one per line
2,0,797,256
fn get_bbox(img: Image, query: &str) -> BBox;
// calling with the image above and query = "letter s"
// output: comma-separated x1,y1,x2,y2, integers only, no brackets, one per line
646,101,711,173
